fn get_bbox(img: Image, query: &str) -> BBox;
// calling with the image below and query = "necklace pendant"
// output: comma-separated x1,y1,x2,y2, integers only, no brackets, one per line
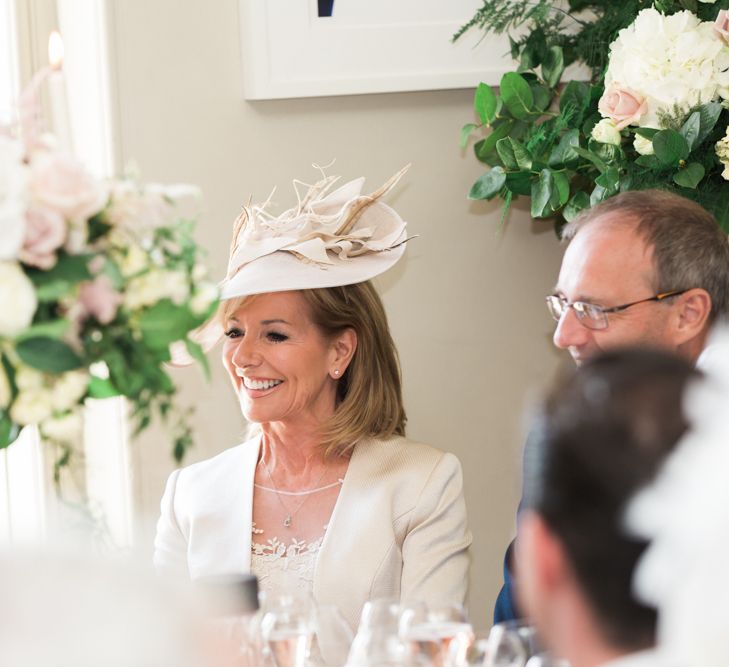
284,515,292,528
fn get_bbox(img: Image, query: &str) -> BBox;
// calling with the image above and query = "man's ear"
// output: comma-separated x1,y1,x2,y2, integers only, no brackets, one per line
673,288,712,344
515,511,571,617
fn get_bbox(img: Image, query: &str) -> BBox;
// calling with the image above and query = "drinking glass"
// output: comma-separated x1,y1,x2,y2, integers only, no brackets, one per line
259,593,316,667
347,598,410,667
400,603,473,667
483,621,541,667
524,653,570,667
312,603,354,667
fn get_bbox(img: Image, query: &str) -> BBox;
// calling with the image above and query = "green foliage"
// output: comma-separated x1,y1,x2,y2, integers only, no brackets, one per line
457,1,729,234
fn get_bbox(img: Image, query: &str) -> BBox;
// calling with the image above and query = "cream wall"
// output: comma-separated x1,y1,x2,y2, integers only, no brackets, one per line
109,0,565,626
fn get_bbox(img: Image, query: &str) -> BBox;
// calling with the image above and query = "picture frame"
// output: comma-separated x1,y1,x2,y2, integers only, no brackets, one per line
238,0,514,100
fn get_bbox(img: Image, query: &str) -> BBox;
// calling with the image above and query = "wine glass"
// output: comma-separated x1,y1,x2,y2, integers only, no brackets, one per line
400,603,473,667
312,603,354,667
259,593,316,667
452,632,490,667
347,598,410,667
484,621,541,667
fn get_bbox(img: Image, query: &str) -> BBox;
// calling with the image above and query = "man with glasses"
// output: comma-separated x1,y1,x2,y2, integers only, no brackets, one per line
494,189,729,622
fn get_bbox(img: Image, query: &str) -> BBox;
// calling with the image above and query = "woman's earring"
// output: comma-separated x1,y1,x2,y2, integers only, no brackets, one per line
333,369,340,377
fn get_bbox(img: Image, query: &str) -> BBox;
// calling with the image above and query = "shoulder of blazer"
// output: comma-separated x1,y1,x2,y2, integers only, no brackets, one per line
175,436,260,502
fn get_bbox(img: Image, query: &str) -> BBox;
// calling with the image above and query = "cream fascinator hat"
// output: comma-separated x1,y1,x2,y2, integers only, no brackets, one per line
176,165,411,361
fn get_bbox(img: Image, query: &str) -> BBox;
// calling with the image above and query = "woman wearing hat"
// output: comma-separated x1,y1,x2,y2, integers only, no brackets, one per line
154,167,471,629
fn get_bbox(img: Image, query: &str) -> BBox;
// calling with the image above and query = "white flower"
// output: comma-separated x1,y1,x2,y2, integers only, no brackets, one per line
715,127,729,180
124,269,189,311
0,261,37,337
604,8,729,128
109,231,149,277
189,281,218,316
9,387,53,425
591,118,622,145
700,0,718,4
0,135,29,261
0,366,10,409
634,134,655,156
41,409,83,444
29,151,107,222
50,370,89,412
15,366,44,391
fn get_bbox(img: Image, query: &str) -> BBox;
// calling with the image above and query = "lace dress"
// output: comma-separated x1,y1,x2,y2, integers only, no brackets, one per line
250,523,326,597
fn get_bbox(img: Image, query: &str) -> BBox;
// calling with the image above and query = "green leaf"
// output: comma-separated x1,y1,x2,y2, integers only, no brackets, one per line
460,123,477,149
634,128,659,139
474,121,515,163
595,167,620,194
505,171,532,195
16,337,84,373
531,169,554,218
497,137,532,170
496,138,518,170
696,102,723,146
590,184,610,207
559,81,589,117
635,154,661,169
653,129,690,166
500,72,534,121
138,299,197,352
529,83,552,113
185,339,210,381
468,167,507,200
474,83,498,125
0,411,20,449
573,146,609,173
551,172,570,209
548,129,581,168
88,375,121,399
673,162,705,189
679,0,697,12
563,191,591,223
27,253,91,288
679,112,701,152
15,319,70,342
541,46,564,88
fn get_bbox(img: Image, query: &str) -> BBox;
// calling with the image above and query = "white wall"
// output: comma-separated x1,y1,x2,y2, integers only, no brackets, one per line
109,0,565,626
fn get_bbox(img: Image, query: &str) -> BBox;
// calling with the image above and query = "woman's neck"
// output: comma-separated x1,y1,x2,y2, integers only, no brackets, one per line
259,421,332,484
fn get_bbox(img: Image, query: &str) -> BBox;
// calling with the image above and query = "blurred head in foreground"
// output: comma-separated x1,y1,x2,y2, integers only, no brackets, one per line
516,349,697,667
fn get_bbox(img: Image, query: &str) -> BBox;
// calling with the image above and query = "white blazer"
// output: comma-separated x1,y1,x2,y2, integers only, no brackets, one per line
154,435,472,629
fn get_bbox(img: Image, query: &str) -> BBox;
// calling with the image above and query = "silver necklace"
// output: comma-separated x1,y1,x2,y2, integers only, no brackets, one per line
259,457,329,528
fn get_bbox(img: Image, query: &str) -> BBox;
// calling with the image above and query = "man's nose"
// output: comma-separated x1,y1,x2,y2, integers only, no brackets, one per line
553,307,590,350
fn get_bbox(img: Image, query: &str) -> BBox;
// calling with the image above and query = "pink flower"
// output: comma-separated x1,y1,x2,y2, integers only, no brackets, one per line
714,10,729,45
598,86,648,130
29,152,107,222
78,275,122,325
20,205,66,269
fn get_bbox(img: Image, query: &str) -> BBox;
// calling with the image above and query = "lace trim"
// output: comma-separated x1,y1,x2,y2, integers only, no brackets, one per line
251,534,324,557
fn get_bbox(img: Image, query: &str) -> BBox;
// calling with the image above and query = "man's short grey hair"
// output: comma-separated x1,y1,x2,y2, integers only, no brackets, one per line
563,190,729,321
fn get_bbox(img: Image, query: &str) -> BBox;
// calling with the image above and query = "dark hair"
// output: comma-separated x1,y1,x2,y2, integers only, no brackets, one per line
563,190,729,321
523,349,698,651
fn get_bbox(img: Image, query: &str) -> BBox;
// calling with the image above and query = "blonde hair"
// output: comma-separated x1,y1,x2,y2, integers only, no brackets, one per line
218,282,407,457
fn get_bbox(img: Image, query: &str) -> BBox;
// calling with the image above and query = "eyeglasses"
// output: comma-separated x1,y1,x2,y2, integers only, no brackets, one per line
546,289,689,330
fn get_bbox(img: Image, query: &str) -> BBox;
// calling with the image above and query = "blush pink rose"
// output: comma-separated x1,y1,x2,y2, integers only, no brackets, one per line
78,275,122,325
20,205,66,269
715,10,729,45
598,86,648,130
30,152,107,222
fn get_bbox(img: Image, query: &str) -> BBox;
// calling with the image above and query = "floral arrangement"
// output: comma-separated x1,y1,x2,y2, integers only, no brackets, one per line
0,89,216,466
458,0,729,234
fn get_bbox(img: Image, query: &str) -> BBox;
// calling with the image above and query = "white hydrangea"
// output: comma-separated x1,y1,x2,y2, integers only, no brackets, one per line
715,127,729,180
50,369,89,412
15,366,45,391
0,135,29,261
189,281,218,316
0,261,38,337
604,8,729,128
591,118,622,145
634,134,655,156
10,388,53,425
41,409,83,444
124,268,189,311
